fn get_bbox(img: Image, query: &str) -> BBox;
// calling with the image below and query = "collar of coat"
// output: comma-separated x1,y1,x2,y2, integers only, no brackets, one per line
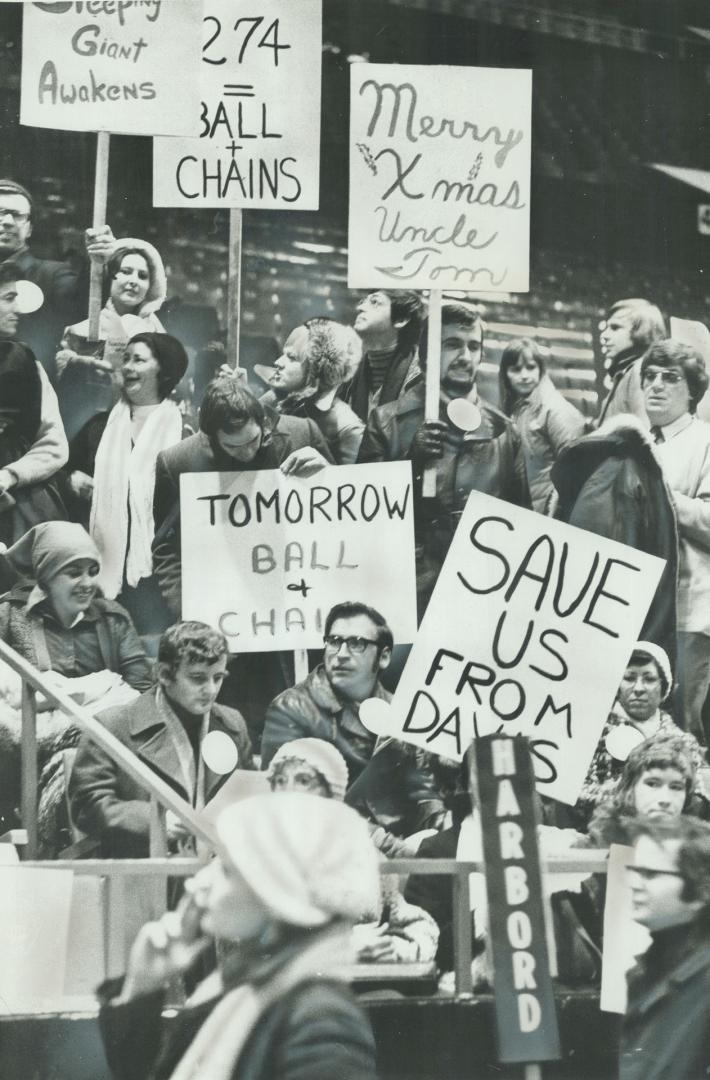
626,922,710,1018
386,378,511,437
306,663,390,714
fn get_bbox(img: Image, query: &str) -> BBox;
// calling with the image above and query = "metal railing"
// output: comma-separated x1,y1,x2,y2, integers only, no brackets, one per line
16,851,609,998
0,639,215,859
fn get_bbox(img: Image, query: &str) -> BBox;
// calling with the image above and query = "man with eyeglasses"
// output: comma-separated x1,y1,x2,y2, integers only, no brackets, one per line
620,816,710,1080
641,339,710,745
261,602,393,780
0,179,114,377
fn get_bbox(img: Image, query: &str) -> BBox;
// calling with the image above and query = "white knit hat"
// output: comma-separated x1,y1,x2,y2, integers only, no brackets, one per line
631,641,673,700
266,738,349,801
215,793,380,927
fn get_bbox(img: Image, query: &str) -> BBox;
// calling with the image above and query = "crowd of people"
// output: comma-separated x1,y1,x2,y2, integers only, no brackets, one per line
3,176,710,1078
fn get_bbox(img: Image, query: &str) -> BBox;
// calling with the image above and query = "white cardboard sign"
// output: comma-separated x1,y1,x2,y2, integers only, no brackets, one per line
153,0,322,208
348,63,532,292
360,492,665,805
600,844,651,1014
180,462,417,652
20,0,202,136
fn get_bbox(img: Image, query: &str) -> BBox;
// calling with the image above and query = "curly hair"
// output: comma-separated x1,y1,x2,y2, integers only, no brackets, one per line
630,815,710,914
296,318,362,397
158,621,228,678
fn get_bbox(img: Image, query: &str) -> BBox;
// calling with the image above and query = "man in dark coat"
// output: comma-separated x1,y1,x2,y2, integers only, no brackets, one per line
343,289,425,421
152,376,333,618
621,815,710,1080
358,302,530,614
0,179,114,377
69,621,254,857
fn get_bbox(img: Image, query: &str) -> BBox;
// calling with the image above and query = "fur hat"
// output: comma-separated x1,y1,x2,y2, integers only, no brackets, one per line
215,792,380,927
266,738,349,800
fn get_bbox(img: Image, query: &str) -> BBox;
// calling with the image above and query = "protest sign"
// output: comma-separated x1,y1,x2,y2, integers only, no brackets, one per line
600,844,651,1014
360,491,665,805
20,0,202,136
153,0,322,208
0,866,74,1011
180,461,417,652
348,63,531,292
474,735,560,1064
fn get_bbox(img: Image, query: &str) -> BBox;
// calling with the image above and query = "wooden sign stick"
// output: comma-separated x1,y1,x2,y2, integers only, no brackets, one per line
227,208,243,370
88,130,110,340
422,289,442,498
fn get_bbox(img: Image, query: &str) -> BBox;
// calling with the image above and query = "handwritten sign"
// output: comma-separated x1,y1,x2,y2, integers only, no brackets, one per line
348,63,532,292
474,736,560,1063
360,492,665,805
180,462,417,652
153,0,322,208
20,0,202,136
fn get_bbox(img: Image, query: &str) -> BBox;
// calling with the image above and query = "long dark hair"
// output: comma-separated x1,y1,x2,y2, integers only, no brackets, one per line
498,337,546,416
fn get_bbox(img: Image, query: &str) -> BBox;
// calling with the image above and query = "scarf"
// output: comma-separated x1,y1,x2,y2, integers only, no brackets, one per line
169,922,352,1080
90,398,182,597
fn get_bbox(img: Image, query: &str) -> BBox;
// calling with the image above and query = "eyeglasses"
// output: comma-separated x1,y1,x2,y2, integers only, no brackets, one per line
324,634,379,654
0,208,29,223
641,369,687,388
624,865,683,881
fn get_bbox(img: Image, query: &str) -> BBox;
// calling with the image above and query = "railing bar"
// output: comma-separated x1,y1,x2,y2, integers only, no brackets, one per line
20,682,38,860
0,639,214,847
452,867,473,996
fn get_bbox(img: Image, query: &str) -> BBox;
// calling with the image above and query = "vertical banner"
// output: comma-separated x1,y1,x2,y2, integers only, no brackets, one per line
348,63,532,292
20,0,202,135
474,735,560,1064
359,492,665,805
153,0,322,208
180,462,417,652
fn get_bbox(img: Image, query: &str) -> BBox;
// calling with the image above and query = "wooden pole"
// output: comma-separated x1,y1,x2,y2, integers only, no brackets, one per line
294,649,309,683
422,290,442,497
227,209,243,369
88,131,110,339
20,682,37,859
524,1065,542,1080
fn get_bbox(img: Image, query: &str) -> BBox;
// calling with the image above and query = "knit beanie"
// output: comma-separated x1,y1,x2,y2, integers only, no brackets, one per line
266,738,349,801
0,179,33,212
631,640,673,699
215,793,380,927
5,522,101,584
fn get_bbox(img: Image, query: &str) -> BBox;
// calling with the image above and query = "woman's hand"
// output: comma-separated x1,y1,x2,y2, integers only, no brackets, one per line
120,894,210,1001
353,923,400,963
280,447,330,477
85,224,116,265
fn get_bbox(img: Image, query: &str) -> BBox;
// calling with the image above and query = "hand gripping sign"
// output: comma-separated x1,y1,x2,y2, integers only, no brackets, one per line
361,491,665,806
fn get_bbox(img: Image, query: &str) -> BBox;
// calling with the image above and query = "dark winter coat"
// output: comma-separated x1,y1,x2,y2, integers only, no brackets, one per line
261,664,389,782
620,921,710,1080
357,380,531,610
151,415,333,615
69,687,253,857
98,974,376,1080
551,416,678,659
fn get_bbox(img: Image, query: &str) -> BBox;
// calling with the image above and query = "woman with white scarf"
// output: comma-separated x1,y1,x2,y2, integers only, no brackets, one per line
98,793,379,1080
86,331,190,647
56,238,167,439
